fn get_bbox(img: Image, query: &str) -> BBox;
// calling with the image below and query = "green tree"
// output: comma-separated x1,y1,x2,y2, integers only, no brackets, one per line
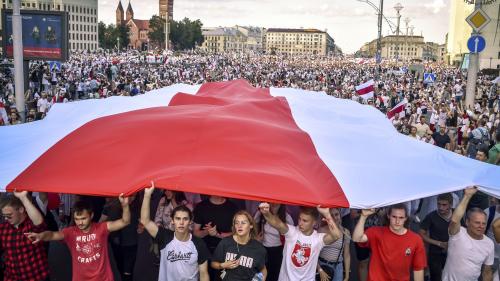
169,18,204,50
98,21,107,48
148,15,166,48
116,24,130,50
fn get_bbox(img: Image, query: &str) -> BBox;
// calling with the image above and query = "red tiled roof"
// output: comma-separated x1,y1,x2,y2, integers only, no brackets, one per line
132,19,149,30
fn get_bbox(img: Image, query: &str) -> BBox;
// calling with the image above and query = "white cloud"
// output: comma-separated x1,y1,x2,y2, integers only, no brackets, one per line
424,0,446,14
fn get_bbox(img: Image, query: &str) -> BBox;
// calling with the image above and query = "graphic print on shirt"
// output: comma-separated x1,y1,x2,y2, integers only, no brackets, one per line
405,247,411,256
167,250,194,262
75,233,102,264
291,240,311,267
226,252,254,268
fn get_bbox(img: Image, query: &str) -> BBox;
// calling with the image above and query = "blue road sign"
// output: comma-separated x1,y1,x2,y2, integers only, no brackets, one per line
467,35,486,53
424,73,436,84
49,61,61,72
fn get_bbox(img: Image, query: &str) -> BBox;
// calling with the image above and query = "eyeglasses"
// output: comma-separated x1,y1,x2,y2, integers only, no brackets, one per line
2,214,13,219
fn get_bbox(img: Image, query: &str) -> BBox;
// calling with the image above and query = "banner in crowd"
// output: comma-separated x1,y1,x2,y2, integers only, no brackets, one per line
0,80,499,208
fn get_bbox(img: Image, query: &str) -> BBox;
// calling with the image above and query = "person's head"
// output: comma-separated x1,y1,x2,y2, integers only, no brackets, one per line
439,125,447,134
475,145,489,162
72,201,94,231
420,116,426,124
465,208,487,238
170,205,192,234
232,210,257,239
297,207,319,234
386,203,408,233
436,193,453,217
0,196,26,227
410,126,417,136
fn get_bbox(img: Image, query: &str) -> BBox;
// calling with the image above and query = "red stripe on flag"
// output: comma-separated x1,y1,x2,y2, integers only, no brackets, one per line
387,103,406,119
8,80,349,207
356,85,374,95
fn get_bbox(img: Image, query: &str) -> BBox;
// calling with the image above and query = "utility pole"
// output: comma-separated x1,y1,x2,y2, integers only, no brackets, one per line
465,1,481,109
376,0,384,75
13,0,24,121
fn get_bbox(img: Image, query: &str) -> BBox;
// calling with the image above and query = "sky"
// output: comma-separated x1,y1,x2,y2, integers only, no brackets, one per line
99,0,450,54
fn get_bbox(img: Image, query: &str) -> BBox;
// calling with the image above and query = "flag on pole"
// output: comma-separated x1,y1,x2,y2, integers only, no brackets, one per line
355,80,375,100
387,99,408,120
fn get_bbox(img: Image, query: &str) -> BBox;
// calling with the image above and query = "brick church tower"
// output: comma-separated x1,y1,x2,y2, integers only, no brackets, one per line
116,0,124,26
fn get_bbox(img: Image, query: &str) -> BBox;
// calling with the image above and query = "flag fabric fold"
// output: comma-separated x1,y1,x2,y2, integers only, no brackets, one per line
0,80,499,208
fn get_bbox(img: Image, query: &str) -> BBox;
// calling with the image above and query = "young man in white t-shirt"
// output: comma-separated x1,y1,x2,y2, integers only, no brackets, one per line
442,187,494,281
258,203,341,281
140,182,210,281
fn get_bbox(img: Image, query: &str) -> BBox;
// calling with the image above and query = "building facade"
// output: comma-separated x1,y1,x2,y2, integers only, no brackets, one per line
447,1,499,69
159,0,173,20
0,0,98,52
264,28,335,55
201,26,264,53
116,0,150,50
358,35,432,61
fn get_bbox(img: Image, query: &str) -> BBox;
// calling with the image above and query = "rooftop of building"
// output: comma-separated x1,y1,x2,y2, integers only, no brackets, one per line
266,28,326,33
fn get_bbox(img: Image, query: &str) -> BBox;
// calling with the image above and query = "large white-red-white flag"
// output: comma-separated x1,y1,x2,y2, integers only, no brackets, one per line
0,80,499,208
355,80,375,100
387,99,408,120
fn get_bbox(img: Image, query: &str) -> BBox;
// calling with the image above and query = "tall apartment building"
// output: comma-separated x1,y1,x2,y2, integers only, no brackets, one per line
264,28,335,56
0,0,98,53
159,0,173,20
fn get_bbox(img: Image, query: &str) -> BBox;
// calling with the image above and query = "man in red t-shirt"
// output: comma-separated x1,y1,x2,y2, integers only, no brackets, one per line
26,194,130,281
352,203,426,281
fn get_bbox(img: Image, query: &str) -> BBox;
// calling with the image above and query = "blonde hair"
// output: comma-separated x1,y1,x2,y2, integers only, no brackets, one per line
232,210,258,239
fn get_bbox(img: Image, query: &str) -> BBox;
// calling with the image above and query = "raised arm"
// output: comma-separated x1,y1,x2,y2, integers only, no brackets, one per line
352,209,376,243
493,218,500,243
449,187,477,236
140,182,159,238
107,193,131,232
25,230,64,244
317,207,341,245
14,190,44,226
258,202,288,235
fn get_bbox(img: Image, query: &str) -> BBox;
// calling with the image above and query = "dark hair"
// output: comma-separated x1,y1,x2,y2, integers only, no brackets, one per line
387,203,408,218
256,203,287,236
0,195,23,210
299,207,320,221
477,144,490,156
73,200,94,216
170,205,192,221
437,193,453,205
466,207,487,221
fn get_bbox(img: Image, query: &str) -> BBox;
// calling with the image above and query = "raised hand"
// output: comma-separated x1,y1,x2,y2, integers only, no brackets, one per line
464,186,478,197
259,202,270,215
361,208,376,217
144,181,155,196
118,193,130,207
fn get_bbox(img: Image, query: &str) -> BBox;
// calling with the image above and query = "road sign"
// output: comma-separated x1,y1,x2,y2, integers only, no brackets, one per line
49,61,61,72
466,8,491,32
467,35,486,53
423,73,436,84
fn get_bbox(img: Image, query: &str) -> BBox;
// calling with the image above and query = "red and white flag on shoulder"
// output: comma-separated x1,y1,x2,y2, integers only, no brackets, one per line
387,99,408,120
355,79,375,100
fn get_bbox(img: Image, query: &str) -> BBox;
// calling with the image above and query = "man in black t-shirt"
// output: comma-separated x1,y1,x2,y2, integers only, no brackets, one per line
432,125,450,149
419,193,453,281
193,195,238,280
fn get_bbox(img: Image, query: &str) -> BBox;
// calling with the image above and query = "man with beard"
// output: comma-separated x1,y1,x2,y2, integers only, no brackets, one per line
26,195,130,281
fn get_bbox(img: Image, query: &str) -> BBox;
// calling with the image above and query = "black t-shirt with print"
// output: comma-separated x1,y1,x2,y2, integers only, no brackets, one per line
193,199,238,252
213,237,267,281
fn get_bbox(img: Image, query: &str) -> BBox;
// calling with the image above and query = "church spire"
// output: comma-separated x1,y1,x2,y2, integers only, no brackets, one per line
126,0,134,21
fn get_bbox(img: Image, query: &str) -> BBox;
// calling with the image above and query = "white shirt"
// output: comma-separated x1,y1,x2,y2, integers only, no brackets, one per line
442,227,494,281
254,212,294,247
279,225,325,281
158,233,201,281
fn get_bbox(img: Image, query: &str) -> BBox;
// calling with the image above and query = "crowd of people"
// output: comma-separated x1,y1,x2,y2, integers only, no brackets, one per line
0,50,499,281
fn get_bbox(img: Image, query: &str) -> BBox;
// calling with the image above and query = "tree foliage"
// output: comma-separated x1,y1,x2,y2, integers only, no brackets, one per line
148,15,166,48
98,21,130,50
169,18,204,50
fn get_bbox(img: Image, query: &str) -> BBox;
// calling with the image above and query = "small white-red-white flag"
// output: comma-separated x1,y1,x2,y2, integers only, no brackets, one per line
387,99,408,120
355,80,375,100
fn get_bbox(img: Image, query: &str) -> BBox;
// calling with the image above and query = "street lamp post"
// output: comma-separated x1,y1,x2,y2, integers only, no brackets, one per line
117,37,120,51
394,3,403,60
